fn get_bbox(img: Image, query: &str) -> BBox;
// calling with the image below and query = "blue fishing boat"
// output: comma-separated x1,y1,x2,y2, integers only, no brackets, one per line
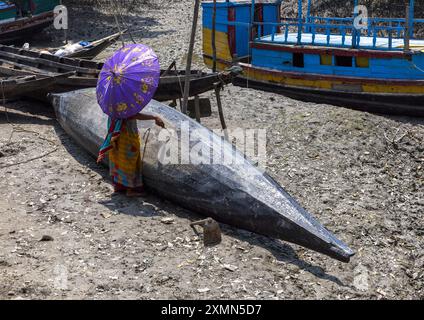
202,0,424,116
0,0,60,44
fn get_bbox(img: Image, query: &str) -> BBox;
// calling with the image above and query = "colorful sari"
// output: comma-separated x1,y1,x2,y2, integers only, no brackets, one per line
97,118,143,190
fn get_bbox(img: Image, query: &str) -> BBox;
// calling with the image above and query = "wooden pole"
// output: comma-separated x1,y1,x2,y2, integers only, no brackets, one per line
352,0,358,48
214,83,228,141
212,0,217,72
182,0,201,115
297,0,303,45
194,95,201,123
405,3,411,52
409,0,415,38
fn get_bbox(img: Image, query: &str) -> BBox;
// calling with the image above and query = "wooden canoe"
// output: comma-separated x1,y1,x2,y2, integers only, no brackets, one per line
0,72,74,99
46,31,126,60
0,12,55,44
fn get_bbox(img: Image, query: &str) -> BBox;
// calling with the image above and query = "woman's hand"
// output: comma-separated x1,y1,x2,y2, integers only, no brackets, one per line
132,113,165,128
154,116,165,128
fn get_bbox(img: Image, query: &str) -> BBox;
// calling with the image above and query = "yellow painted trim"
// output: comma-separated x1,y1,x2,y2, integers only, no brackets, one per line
204,57,230,71
320,54,332,66
203,28,233,63
356,57,370,68
243,68,424,94
362,84,424,94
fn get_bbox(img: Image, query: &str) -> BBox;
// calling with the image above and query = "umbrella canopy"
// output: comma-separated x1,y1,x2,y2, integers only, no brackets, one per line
96,44,160,119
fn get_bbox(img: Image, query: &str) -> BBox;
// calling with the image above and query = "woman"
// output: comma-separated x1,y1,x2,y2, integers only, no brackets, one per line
97,113,165,197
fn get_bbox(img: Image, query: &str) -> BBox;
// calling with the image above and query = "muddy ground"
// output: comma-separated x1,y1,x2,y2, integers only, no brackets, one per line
0,1,423,299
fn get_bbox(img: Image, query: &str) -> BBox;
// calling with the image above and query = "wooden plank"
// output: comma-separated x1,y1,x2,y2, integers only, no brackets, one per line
0,59,59,76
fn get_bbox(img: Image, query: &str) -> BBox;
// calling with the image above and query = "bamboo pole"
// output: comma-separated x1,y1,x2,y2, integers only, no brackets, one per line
182,0,201,115
214,83,228,141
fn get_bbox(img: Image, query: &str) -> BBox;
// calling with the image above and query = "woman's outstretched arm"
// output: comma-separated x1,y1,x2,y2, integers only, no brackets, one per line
131,113,165,128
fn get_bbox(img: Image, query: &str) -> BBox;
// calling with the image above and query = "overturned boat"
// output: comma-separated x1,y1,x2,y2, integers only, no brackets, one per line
50,88,355,263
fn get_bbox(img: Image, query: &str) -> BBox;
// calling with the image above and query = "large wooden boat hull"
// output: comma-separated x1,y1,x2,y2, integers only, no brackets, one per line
201,1,424,117
233,63,424,116
203,48,424,116
50,88,355,263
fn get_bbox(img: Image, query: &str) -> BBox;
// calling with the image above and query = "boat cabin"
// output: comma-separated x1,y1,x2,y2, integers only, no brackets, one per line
202,0,424,81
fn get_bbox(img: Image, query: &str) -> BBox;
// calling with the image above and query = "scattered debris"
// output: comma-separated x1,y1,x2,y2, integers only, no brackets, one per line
101,212,112,219
222,264,238,272
190,218,222,247
39,235,54,242
160,217,175,225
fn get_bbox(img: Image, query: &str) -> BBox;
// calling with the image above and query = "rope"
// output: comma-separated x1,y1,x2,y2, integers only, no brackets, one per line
113,13,126,48
0,79,59,170
411,61,424,74
140,128,151,174
0,147,58,169
117,10,136,44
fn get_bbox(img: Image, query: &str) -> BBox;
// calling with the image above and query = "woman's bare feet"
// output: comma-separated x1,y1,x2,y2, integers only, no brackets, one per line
126,189,146,198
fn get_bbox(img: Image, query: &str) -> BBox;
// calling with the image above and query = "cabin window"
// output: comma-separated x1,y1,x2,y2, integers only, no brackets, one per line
320,54,332,66
356,57,369,68
335,55,353,67
293,53,304,68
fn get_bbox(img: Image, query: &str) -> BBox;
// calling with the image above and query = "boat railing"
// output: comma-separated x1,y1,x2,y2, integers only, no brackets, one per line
208,16,424,52
255,16,424,51
254,21,407,50
308,16,424,39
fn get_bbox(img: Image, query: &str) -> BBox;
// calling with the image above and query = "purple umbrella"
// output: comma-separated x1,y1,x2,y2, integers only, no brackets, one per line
96,44,160,119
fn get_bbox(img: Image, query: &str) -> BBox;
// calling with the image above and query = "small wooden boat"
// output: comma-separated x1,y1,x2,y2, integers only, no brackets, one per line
0,1,59,44
46,31,126,60
0,72,73,99
0,44,240,101
201,0,424,116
